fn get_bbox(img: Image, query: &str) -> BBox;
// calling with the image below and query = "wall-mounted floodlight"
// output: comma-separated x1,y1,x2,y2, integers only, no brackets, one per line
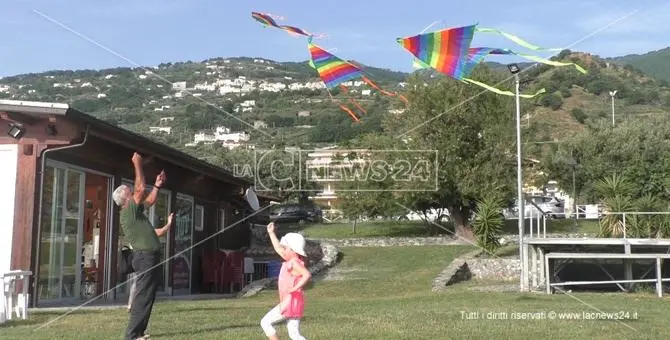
8,123,25,139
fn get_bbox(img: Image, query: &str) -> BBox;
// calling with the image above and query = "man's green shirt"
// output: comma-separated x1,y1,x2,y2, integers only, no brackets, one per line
120,199,161,252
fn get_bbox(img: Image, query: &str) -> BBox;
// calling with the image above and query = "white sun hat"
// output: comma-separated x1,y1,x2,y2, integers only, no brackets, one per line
279,233,307,257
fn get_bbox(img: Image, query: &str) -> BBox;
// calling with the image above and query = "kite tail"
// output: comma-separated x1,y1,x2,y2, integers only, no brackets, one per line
339,85,367,114
338,84,349,93
262,13,285,20
328,89,361,122
281,25,327,38
463,78,546,98
349,98,367,114
251,12,282,27
475,27,562,52
361,76,399,97
511,51,587,74
361,76,409,106
413,58,429,69
338,103,361,122
469,47,588,74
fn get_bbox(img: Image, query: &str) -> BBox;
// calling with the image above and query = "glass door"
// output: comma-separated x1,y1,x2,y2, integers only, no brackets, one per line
172,194,194,295
150,190,171,293
38,165,85,301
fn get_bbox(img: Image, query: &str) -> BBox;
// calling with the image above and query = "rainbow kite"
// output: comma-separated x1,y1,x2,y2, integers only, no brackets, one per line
399,24,587,98
251,12,326,38
308,39,407,122
401,24,476,80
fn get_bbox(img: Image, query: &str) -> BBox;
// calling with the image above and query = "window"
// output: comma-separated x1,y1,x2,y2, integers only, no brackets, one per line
194,205,204,232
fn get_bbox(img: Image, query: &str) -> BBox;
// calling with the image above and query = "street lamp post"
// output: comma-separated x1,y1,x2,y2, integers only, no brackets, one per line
569,156,578,229
508,63,526,292
609,90,617,126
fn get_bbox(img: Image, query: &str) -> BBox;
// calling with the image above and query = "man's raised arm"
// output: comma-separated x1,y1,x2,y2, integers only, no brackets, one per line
132,152,146,204
144,170,166,207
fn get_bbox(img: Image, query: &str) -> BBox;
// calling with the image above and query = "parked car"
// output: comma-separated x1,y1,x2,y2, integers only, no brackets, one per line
526,196,565,219
504,196,565,219
270,204,323,224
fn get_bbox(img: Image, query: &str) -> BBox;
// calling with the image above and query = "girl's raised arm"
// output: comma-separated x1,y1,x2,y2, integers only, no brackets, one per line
267,222,289,260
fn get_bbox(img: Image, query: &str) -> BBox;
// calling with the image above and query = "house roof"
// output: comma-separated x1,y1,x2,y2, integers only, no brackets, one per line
0,99,252,186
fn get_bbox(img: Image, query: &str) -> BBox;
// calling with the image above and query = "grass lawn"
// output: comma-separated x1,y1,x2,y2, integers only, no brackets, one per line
3,245,667,339
299,219,601,239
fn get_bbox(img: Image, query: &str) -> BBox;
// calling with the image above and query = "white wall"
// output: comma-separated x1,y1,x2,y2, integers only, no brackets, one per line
0,145,18,275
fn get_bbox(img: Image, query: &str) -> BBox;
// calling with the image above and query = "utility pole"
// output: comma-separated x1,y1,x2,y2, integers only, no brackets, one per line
508,63,526,292
610,90,617,126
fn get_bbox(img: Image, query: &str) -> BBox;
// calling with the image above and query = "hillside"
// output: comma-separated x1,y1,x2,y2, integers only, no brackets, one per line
610,47,670,84
0,51,668,164
473,49,668,163
0,57,408,149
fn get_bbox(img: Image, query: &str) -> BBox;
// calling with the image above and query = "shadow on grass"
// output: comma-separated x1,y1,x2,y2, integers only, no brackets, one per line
0,319,45,328
170,305,250,313
151,323,258,337
0,310,101,328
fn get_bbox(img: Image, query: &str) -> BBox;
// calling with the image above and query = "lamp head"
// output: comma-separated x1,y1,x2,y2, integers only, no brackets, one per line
507,63,521,74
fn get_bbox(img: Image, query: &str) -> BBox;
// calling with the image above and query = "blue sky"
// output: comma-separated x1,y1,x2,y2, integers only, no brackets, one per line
1,0,669,77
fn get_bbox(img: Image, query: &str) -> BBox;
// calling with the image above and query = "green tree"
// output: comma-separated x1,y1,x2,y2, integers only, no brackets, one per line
335,134,407,230
383,65,518,240
541,117,670,203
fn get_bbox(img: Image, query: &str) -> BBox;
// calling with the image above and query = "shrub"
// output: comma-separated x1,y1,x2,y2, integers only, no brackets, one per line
560,87,572,98
540,93,563,110
472,196,505,254
570,108,587,124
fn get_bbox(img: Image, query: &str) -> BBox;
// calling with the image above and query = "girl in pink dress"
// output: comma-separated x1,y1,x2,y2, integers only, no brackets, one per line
260,222,311,340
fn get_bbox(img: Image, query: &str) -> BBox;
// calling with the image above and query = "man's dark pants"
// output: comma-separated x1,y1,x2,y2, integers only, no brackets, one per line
126,250,160,340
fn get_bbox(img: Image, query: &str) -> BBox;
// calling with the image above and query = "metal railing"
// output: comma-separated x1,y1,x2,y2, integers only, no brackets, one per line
598,211,670,239
520,209,670,239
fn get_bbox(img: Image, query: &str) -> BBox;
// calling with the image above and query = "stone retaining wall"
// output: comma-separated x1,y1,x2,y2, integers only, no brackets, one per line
466,258,521,282
312,233,597,248
432,250,481,291
433,253,523,291
311,237,469,248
